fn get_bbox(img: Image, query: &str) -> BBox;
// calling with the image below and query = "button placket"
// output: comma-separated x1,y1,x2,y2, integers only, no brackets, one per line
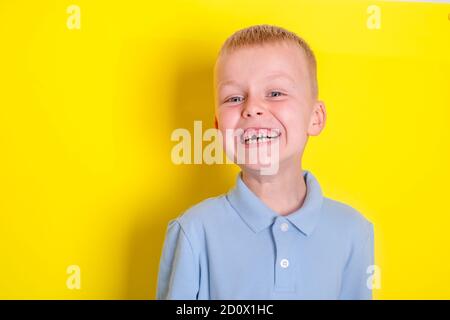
272,218,295,292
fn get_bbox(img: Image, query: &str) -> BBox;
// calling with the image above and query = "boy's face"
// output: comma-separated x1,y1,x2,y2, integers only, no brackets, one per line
214,41,325,173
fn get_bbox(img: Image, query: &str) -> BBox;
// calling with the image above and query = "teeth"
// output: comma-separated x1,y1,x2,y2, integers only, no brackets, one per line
241,129,281,144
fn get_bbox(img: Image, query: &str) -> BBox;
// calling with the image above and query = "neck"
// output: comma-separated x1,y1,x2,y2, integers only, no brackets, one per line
241,160,307,216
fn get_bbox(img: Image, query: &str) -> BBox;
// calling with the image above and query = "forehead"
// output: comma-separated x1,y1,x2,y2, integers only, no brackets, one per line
214,41,309,89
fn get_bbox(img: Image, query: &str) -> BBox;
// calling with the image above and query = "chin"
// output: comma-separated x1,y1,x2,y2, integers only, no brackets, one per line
237,161,282,176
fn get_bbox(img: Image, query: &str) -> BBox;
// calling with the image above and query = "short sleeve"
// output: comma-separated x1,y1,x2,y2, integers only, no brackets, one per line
339,222,374,300
156,219,200,300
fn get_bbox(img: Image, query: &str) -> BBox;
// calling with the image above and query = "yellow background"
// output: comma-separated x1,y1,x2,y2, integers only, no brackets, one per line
0,0,449,299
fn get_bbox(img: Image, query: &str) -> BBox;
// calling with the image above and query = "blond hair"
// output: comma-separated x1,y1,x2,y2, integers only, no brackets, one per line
216,24,318,98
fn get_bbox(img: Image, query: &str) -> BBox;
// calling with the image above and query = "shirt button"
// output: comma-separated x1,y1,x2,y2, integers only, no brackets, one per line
280,222,289,232
280,258,289,268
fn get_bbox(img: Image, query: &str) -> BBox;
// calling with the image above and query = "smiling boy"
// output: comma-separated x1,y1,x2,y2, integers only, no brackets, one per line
157,25,374,300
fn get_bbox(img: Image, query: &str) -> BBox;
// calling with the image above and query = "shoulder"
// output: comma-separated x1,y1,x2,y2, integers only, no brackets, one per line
177,195,228,225
167,194,228,245
321,197,373,242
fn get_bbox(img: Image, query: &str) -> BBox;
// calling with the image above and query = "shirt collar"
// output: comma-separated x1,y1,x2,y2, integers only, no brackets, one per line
226,170,324,236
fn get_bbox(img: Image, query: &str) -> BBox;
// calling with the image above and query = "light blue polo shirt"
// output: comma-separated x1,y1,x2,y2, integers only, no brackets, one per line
156,170,374,300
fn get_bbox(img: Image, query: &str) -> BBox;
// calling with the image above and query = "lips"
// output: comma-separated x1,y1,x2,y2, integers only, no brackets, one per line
240,127,281,145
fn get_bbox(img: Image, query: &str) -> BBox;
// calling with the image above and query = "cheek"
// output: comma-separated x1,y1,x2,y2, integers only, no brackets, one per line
217,107,241,130
274,104,308,132
273,104,310,147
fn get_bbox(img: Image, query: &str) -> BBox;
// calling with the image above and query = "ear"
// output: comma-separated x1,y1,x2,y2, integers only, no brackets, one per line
307,100,326,136
214,116,219,130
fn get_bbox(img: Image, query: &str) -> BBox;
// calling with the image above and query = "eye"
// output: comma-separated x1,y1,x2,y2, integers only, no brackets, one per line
225,96,244,103
268,91,285,98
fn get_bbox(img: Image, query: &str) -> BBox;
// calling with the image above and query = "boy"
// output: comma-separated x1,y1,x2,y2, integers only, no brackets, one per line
156,25,374,299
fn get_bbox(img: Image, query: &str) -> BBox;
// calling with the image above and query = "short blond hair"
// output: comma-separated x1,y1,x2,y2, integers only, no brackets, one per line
216,24,318,98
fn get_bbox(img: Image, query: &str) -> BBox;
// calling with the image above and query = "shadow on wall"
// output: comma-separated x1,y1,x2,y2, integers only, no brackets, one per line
124,39,237,299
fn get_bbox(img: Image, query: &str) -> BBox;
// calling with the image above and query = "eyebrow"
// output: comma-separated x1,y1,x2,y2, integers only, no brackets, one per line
217,72,296,90
264,73,296,83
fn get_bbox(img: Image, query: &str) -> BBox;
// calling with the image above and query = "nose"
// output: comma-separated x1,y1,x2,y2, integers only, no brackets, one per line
242,96,265,118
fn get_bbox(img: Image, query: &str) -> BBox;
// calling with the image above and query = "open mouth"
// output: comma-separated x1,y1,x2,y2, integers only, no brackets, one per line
240,128,281,145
